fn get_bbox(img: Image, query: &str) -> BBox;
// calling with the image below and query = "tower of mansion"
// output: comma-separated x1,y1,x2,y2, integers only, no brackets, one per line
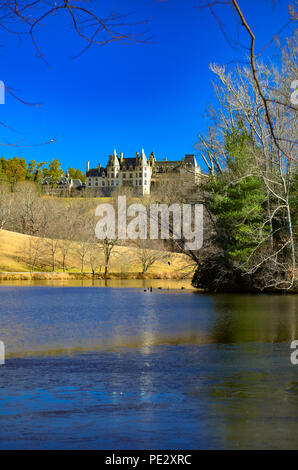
86,149,200,196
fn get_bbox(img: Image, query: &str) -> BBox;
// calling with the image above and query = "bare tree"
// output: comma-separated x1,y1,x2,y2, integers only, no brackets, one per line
57,201,78,271
132,239,170,274
196,0,297,163
76,239,91,274
74,206,95,274
98,237,118,278
12,182,45,236
41,199,63,272
196,41,297,290
88,242,102,277
0,183,13,230
25,236,45,274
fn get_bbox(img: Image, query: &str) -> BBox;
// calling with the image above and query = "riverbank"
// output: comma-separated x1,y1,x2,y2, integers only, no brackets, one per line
0,271,193,281
0,276,195,290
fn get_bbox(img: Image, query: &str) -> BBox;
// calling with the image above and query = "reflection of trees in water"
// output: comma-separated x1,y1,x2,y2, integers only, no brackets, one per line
206,354,298,449
210,295,298,344
204,295,298,449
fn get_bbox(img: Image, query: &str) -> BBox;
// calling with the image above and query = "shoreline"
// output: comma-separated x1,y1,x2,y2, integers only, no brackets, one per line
0,272,295,294
0,271,193,281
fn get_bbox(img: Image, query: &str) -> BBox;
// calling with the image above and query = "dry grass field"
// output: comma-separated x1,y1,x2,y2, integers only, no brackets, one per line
0,229,195,280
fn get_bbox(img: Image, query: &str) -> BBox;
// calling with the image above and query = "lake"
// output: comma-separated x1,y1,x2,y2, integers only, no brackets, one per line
0,283,297,449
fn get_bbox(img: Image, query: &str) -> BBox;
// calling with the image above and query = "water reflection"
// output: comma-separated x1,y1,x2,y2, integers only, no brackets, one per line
210,294,298,344
206,347,298,449
0,288,297,358
0,286,297,449
0,278,193,290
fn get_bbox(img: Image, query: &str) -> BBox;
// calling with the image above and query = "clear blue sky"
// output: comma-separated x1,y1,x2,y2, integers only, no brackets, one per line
0,0,293,171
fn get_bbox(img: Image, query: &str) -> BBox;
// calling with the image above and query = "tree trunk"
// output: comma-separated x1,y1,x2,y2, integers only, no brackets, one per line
104,250,110,278
285,201,296,270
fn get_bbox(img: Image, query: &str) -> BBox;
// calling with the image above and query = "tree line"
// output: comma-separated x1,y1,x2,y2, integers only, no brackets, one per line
0,157,86,187
0,181,173,276
135,32,297,293
191,35,297,293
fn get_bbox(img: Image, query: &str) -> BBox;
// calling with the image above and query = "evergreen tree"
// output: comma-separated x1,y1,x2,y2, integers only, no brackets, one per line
208,126,268,263
193,126,269,292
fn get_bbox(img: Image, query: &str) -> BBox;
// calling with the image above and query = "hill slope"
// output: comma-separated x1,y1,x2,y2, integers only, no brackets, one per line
0,229,195,279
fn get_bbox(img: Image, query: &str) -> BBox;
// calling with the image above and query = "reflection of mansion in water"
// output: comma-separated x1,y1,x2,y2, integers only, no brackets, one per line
86,149,201,196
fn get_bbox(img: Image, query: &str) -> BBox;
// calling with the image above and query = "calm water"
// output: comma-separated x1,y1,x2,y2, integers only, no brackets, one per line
0,284,297,449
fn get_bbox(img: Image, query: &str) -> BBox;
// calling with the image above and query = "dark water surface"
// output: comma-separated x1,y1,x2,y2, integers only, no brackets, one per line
0,285,297,449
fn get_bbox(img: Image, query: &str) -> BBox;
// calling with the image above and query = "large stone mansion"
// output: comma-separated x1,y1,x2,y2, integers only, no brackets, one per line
41,149,201,196
86,149,200,196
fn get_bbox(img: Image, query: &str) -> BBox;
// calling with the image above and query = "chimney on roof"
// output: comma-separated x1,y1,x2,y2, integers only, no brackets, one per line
163,158,167,162
98,163,101,169
136,151,139,162
120,152,123,162
86,161,90,172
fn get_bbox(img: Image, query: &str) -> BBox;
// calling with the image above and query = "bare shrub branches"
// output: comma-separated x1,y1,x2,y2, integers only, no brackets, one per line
1,1,148,63
196,0,297,162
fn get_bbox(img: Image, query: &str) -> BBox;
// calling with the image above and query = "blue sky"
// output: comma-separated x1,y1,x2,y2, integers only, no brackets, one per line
0,0,293,171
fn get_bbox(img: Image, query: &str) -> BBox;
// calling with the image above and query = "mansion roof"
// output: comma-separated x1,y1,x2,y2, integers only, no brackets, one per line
85,150,199,178
86,167,106,177
119,158,138,170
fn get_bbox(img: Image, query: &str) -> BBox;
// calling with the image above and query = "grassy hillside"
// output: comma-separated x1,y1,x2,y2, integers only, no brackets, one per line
0,229,195,279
